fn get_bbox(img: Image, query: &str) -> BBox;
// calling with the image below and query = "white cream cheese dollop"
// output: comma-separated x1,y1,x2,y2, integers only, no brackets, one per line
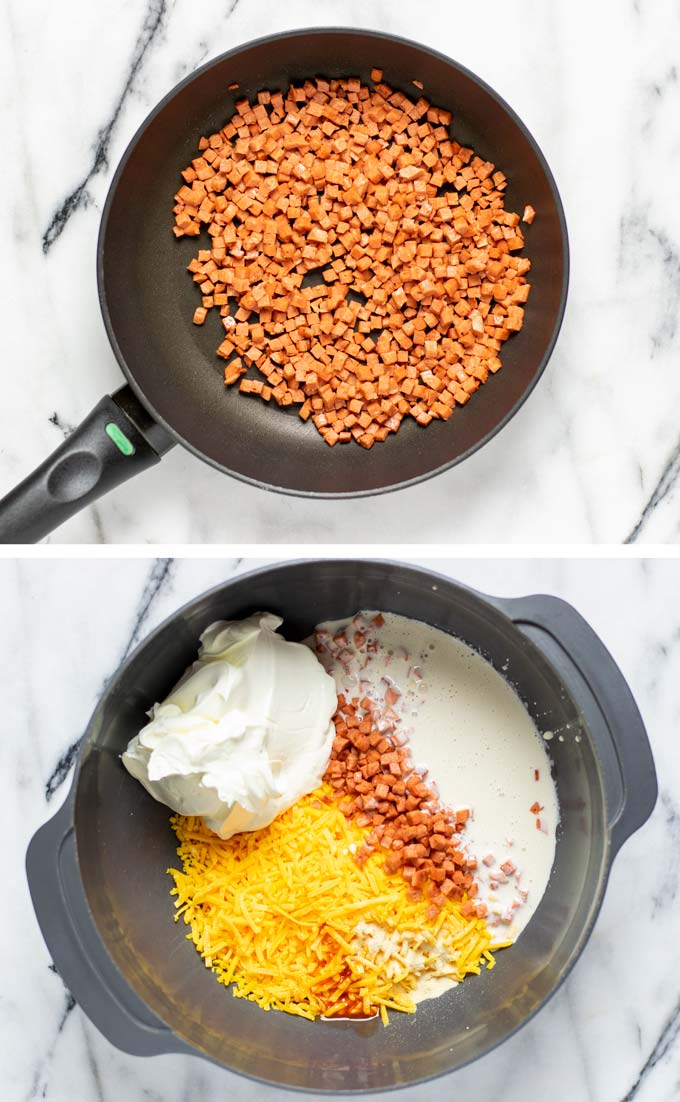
122,613,337,839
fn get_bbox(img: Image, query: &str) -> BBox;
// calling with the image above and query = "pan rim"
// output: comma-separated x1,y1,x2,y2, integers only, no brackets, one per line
97,27,570,500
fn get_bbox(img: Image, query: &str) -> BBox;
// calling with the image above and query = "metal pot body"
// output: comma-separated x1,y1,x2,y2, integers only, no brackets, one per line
27,561,656,1092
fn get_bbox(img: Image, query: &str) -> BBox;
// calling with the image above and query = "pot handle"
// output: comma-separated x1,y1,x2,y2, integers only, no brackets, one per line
26,793,190,1057
0,385,174,544
495,594,657,857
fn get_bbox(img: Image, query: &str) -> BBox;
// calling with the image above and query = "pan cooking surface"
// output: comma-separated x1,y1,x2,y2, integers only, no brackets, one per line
99,30,567,495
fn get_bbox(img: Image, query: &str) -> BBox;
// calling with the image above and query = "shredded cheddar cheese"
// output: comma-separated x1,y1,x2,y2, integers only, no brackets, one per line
169,787,500,1022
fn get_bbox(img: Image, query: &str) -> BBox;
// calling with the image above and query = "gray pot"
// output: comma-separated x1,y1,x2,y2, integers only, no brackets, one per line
27,561,656,1092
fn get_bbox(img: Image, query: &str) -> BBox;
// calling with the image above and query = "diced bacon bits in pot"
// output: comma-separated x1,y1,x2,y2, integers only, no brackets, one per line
173,77,533,448
321,694,479,918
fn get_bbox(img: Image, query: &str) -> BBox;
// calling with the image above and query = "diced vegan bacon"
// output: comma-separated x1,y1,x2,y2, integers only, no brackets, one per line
322,694,478,916
174,77,532,449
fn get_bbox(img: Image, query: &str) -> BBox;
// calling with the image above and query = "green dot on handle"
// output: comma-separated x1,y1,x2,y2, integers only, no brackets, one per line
105,422,136,456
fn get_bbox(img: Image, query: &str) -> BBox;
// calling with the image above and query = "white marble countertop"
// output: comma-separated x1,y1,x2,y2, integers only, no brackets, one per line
1,0,680,543
2,555,678,1100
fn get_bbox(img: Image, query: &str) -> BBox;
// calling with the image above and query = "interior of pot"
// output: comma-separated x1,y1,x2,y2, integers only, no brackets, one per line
100,30,567,495
75,562,607,1092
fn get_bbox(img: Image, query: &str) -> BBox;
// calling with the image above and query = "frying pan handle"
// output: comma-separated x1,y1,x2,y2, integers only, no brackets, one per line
495,594,657,858
0,385,174,543
26,792,191,1058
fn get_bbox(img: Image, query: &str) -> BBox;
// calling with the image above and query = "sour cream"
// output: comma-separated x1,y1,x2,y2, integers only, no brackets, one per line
315,611,558,941
122,613,337,839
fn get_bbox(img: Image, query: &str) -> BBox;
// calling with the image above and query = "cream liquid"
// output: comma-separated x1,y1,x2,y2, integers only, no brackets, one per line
315,611,558,949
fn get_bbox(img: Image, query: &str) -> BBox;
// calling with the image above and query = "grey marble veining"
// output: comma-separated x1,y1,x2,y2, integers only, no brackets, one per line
1,556,679,1100
1,0,680,543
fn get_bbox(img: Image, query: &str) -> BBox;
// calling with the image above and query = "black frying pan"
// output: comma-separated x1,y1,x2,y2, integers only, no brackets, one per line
0,30,568,543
